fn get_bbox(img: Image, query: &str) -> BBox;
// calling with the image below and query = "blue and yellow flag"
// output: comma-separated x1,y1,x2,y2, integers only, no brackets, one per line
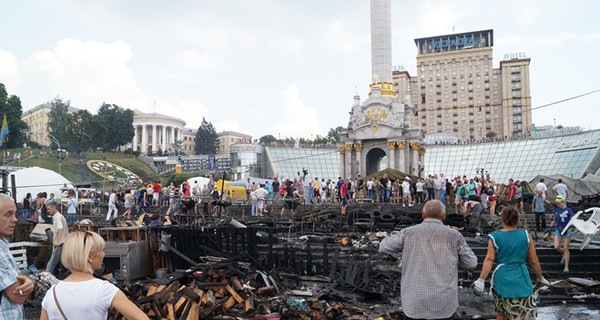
0,114,9,148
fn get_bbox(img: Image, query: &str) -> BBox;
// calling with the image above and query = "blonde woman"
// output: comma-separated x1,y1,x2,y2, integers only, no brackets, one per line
41,231,148,320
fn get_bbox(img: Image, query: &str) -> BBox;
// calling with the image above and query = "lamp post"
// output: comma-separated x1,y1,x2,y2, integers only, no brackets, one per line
47,133,63,175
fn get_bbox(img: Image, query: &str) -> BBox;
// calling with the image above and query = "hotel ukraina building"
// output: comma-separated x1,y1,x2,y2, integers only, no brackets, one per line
393,29,531,141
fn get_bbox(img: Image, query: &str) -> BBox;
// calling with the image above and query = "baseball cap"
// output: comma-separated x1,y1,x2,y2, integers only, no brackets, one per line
555,195,566,202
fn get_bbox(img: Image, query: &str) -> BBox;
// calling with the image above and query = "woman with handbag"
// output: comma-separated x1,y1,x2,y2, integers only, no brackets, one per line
40,231,148,320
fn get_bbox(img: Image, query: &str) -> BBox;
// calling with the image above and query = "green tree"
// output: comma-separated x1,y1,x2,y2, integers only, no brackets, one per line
96,103,135,151
0,84,28,148
47,98,72,149
313,134,329,145
195,117,217,155
65,110,106,153
259,134,277,145
326,126,345,143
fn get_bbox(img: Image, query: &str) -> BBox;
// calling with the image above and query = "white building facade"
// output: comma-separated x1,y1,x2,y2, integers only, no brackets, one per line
131,112,186,155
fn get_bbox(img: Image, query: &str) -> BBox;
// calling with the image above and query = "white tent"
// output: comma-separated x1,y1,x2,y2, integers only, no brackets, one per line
186,176,211,194
2,167,75,203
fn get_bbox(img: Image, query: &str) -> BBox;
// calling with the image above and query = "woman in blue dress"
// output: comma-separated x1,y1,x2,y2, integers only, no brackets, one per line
474,206,550,319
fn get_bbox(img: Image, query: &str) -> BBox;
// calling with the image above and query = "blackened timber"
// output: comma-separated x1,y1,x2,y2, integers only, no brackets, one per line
306,238,313,276
322,240,329,275
329,248,340,279
362,260,370,286
267,227,274,268
283,244,290,268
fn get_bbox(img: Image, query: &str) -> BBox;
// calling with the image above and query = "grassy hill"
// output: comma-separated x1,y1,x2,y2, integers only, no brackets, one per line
3,149,158,188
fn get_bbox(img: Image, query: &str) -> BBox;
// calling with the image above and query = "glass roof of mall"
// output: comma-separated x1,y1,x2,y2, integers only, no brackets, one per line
424,129,600,183
265,147,340,181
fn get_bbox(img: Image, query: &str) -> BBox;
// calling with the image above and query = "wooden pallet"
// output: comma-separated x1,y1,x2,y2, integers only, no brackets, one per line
98,226,147,242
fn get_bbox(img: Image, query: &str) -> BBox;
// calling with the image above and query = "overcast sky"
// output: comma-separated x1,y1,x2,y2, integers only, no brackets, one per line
1,0,599,139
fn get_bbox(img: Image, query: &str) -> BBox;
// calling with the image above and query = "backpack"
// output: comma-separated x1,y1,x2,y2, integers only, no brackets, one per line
459,186,468,197
486,186,494,196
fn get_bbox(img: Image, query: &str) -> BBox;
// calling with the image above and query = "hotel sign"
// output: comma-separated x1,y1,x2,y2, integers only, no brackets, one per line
504,52,527,59
557,138,600,150
432,35,477,49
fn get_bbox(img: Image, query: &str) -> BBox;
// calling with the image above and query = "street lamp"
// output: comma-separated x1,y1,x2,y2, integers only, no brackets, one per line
47,134,64,175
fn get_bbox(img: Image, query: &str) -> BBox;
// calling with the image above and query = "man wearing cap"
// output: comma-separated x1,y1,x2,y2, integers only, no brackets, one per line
552,195,574,272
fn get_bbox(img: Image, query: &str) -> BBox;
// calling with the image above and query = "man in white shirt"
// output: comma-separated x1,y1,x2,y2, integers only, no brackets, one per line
535,178,548,199
415,178,425,204
366,178,375,200
192,180,201,197
402,177,413,207
254,184,268,215
46,202,69,275
553,178,568,198
106,190,118,221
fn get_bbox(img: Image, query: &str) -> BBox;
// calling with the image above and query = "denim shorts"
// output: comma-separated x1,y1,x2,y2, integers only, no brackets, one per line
556,228,575,238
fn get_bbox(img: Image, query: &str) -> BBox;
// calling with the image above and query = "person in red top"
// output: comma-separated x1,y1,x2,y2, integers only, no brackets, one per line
340,178,349,215
507,179,517,203
153,181,162,206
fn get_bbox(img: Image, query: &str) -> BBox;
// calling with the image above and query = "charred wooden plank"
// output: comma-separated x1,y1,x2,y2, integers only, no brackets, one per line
225,285,244,304
222,296,237,310
230,276,244,292
186,301,200,320
244,295,254,312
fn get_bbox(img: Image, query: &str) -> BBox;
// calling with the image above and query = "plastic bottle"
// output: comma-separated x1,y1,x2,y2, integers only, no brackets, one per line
122,263,128,280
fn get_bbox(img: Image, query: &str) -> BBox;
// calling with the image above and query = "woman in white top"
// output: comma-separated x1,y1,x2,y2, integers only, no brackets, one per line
41,231,148,320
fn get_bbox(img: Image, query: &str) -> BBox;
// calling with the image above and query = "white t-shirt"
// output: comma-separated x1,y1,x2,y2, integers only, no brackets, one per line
553,183,568,196
254,188,268,200
416,182,424,192
42,278,119,320
535,182,547,194
402,181,411,195
66,198,78,214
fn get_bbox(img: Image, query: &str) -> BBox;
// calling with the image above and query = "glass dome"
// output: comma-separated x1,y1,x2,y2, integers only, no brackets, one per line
423,133,460,145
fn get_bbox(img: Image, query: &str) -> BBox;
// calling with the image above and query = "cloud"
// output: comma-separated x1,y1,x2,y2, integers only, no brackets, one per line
268,83,321,138
172,49,227,71
0,50,20,87
20,38,148,111
325,18,369,53
216,119,243,133
156,97,210,129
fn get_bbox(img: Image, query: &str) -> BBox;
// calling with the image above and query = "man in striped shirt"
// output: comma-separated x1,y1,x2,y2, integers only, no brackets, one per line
379,200,477,319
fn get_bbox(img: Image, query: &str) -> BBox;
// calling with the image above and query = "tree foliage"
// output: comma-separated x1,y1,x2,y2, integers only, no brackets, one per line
0,84,29,148
97,103,135,151
66,110,106,153
47,99,136,154
47,98,72,150
326,126,346,144
195,117,217,155
259,134,277,145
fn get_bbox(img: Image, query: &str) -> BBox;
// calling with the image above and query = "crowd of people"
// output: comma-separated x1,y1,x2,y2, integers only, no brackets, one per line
1,169,581,319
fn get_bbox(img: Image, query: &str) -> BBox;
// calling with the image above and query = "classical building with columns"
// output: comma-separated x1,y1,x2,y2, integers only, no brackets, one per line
339,0,425,178
131,112,186,155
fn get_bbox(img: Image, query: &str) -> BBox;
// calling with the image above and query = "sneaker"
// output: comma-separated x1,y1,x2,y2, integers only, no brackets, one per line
563,268,569,273
402,204,406,207
409,204,414,207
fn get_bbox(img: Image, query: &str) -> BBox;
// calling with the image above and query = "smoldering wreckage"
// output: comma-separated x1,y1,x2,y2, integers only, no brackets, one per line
16,201,600,319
